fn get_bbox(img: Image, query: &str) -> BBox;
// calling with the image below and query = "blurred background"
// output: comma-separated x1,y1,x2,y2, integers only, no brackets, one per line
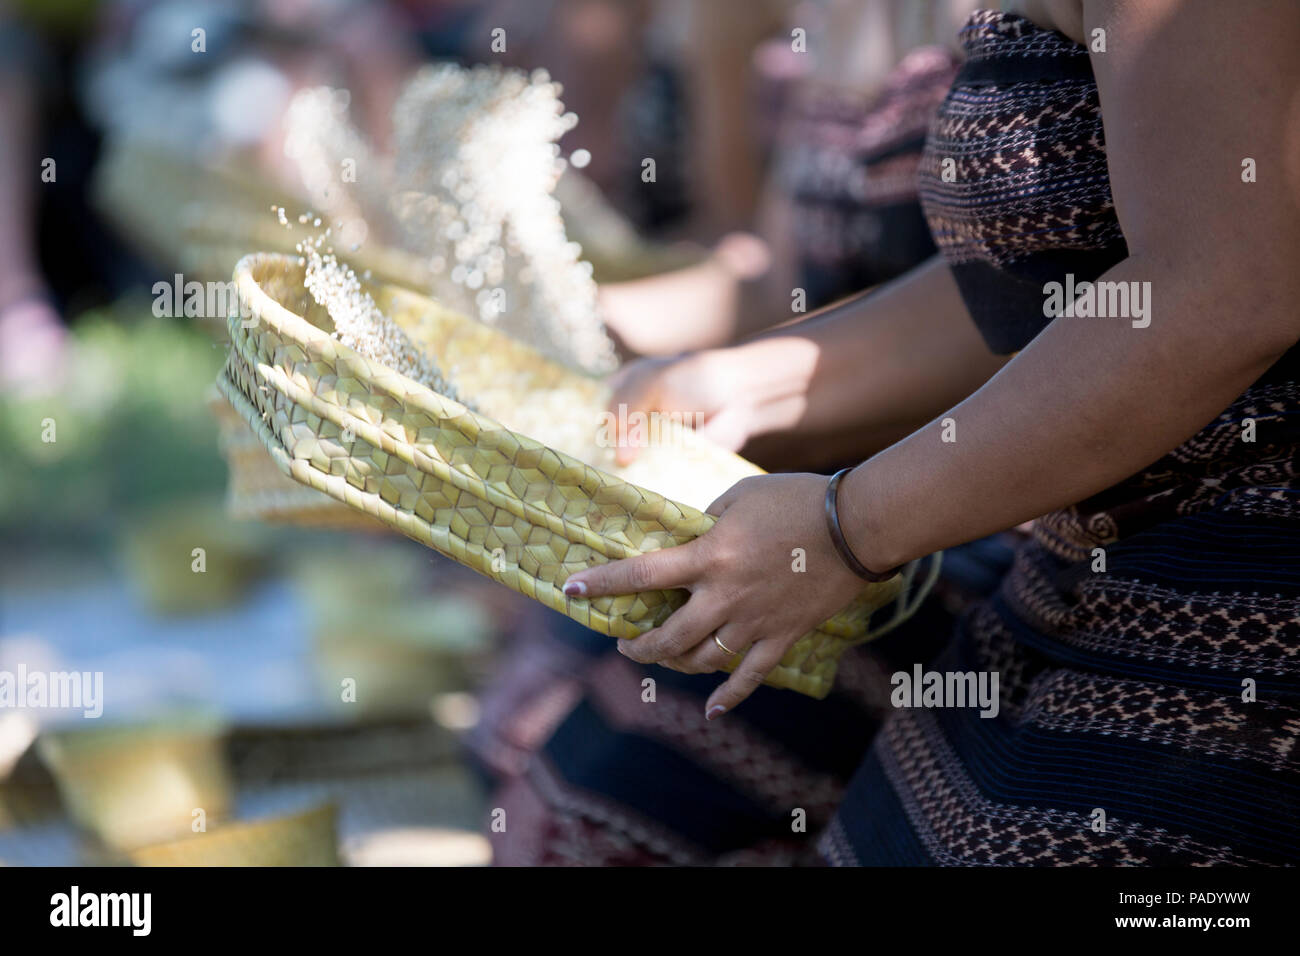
0,0,974,864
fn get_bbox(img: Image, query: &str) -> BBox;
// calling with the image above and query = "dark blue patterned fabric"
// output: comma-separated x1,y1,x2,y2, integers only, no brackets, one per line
822,10,1300,867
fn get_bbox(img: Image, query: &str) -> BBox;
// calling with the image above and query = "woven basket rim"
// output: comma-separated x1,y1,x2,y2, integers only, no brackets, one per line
228,251,715,532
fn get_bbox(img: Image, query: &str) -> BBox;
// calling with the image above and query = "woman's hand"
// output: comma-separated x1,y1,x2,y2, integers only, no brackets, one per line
607,349,763,465
606,258,1006,470
562,472,867,717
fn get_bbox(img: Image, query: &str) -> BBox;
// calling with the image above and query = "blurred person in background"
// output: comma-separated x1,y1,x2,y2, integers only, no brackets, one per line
79,0,427,192
472,0,788,362
477,0,786,240
597,0,978,365
0,0,440,392
0,0,105,392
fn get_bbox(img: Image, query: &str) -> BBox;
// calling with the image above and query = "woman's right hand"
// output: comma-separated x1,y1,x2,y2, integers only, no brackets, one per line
607,349,761,465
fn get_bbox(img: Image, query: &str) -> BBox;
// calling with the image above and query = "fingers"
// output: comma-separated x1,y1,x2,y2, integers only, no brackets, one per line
619,595,726,664
711,232,771,281
606,360,666,466
663,625,753,674
705,639,787,719
614,433,641,468
563,540,702,599
694,405,751,454
606,357,661,400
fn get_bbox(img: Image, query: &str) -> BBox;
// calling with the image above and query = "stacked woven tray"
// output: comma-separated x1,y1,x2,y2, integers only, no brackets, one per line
128,804,339,867
217,253,937,698
210,389,382,530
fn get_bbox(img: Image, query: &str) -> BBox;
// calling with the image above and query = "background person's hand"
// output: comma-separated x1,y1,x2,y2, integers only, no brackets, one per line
606,349,762,464
562,472,867,717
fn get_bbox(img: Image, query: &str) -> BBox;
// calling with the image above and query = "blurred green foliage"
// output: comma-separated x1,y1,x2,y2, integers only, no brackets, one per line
0,309,228,540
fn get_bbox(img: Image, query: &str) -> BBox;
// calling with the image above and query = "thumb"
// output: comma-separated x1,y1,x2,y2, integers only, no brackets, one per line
695,404,751,454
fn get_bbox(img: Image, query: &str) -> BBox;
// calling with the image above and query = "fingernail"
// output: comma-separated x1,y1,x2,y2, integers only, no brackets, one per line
705,705,726,721
562,579,587,597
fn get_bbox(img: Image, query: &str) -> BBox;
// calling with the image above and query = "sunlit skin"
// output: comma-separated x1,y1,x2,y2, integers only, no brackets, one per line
562,0,1300,718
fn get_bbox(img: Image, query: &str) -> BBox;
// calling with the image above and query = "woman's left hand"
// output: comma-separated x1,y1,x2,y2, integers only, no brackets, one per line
562,473,867,719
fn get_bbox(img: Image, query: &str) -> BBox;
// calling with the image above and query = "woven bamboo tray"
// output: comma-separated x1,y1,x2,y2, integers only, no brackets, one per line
218,253,937,697
36,717,233,851
128,803,339,867
210,389,384,530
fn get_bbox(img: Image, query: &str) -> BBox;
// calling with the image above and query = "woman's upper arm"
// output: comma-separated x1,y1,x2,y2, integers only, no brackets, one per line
1085,0,1300,349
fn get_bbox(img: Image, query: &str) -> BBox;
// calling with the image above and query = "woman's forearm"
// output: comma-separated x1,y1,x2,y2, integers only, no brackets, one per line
729,255,1008,442
839,253,1298,571
836,0,1300,570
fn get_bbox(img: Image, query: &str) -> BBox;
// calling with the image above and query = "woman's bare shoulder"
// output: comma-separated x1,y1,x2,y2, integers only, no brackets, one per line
999,0,1087,45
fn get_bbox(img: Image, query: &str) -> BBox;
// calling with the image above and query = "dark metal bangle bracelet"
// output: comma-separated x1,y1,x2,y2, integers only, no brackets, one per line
824,467,902,583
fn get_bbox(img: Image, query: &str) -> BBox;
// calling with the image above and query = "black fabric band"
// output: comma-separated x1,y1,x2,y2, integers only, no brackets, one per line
824,468,901,583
